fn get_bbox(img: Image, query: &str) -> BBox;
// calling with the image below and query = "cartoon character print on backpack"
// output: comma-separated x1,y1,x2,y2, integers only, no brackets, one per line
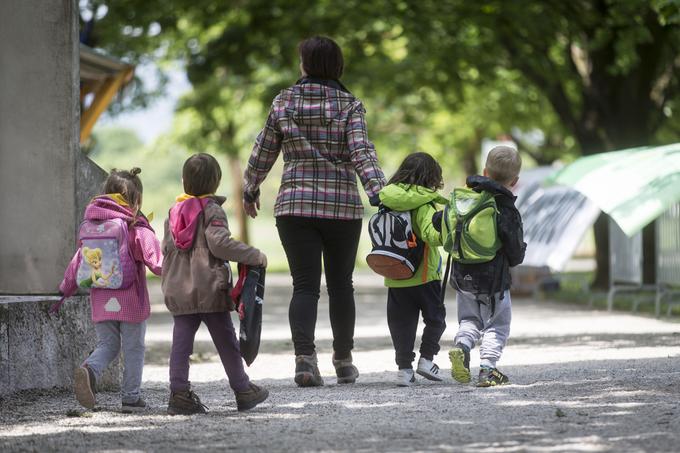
76,218,136,290
78,246,118,288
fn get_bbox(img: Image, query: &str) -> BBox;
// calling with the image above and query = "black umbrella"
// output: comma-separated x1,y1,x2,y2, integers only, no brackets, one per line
232,264,265,366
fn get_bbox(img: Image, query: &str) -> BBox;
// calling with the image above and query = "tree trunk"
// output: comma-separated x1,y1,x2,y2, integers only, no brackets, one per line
461,128,483,177
228,154,249,244
642,221,657,285
573,131,611,289
591,213,610,290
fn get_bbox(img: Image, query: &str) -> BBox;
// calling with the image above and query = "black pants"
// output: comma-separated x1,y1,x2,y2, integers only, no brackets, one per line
387,281,446,369
276,215,363,359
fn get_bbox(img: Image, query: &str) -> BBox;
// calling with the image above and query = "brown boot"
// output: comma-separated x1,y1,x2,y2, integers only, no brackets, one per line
294,352,324,387
333,352,359,384
167,390,208,415
74,364,96,410
235,383,269,411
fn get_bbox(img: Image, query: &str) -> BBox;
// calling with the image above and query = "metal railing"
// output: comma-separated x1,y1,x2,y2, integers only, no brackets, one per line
607,218,656,313
655,203,680,316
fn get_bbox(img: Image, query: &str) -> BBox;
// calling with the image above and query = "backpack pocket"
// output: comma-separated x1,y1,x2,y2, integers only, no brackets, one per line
77,239,124,289
443,189,501,264
77,218,136,289
366,208,424,279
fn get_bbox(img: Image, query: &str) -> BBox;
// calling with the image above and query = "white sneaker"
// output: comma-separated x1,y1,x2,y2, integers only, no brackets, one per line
396,368,417,387
416,357,443,381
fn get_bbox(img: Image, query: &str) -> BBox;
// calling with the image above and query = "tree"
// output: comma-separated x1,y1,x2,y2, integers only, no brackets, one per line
80,0,680,287
173,76,266,242
395,0,680,287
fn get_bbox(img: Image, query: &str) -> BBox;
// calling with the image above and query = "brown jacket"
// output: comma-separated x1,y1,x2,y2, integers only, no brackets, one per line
161,196,264,315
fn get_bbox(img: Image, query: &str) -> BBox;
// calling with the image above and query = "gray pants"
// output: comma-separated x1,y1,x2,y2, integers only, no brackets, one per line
454,290,511,369
85,321,146,404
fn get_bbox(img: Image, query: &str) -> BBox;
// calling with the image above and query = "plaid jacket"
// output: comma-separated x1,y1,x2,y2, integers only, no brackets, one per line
244,79,386,220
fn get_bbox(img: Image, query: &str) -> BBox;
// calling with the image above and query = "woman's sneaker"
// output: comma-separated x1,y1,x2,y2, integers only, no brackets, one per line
332,353,359,384
235,383,269,411
449,344,471,383
121,398,147,414
416,357,443,381
476,367,509,387
73,364,96,409
396,368,417,387
294,353,324,387
167,390,208,415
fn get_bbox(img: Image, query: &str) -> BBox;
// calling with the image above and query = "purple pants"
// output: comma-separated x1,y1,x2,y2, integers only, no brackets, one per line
169,311,250,393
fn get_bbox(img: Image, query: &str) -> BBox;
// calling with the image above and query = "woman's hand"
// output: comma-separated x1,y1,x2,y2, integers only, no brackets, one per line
243,199,260,219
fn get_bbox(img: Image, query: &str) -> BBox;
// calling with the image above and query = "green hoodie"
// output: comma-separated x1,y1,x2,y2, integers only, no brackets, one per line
379,183,448,288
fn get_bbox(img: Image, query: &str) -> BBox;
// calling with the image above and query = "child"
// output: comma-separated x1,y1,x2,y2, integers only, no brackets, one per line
162,153,269,414
447,145,526,387
379,152,448,386
59,168,163,412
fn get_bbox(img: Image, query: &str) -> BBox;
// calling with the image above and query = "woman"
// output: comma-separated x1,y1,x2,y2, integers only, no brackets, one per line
243,36,385,387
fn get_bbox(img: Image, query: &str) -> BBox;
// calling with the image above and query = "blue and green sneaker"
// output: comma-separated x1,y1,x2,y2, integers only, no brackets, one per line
476,367,509,387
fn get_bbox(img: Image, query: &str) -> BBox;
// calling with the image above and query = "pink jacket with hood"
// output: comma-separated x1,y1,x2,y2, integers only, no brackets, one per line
60,195,163,323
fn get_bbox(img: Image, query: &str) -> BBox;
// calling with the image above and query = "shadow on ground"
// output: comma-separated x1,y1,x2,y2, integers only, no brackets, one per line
1,357,678,452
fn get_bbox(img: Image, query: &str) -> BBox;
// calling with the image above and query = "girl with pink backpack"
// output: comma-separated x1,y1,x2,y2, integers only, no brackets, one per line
58,168,162,412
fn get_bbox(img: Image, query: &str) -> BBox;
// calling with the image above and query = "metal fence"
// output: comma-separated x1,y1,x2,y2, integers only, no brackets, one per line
655,202,680,315
608,203,680,316
607,218,656,312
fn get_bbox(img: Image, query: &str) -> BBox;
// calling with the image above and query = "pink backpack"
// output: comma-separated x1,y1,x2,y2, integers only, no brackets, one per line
75,218,136,290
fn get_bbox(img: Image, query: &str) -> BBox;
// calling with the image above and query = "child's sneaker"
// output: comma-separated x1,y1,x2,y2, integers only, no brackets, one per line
416,357,443,381
449,344,471,383
121,398,147,414
167,390,208,415
294,353,324,387
396,368,416,387
332,352,359,384
73,364,96,409
476,367,509,387
235,383,269,411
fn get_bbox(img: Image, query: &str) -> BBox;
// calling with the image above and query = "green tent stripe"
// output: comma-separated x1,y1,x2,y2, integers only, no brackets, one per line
550,143,680,236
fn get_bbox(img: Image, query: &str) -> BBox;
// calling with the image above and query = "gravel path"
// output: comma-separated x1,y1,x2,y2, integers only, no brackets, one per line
2,275,679,452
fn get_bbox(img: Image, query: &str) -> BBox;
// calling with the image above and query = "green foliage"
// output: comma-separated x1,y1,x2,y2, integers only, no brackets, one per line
83,0,679,167
87,127,185,230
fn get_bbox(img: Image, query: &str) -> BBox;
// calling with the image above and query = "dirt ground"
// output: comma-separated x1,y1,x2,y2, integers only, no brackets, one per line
2,274,680,452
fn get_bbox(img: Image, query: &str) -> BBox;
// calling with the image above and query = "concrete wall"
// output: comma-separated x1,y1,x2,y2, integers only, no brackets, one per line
0,0,80,294
0,0,120,394
0,295,119,394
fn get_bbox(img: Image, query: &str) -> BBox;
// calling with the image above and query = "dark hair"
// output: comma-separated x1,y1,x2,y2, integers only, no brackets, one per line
298,36,344,80
103,167,143,209
182,153,222,195
387,152,443,190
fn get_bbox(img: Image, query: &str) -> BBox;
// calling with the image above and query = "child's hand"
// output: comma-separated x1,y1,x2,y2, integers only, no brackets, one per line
258,252,268,268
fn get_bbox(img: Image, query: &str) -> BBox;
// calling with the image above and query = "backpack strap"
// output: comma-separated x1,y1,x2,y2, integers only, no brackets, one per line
440,253,452,305
49,295,67,315
126,221,147,305
453,218,463,258
487,254,507,317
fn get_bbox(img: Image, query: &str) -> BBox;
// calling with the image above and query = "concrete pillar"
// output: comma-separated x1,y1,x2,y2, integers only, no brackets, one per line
0,0,118,394
0,0,80,294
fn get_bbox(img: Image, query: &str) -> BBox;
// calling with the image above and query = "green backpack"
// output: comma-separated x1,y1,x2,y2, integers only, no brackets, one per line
442,188,501,264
